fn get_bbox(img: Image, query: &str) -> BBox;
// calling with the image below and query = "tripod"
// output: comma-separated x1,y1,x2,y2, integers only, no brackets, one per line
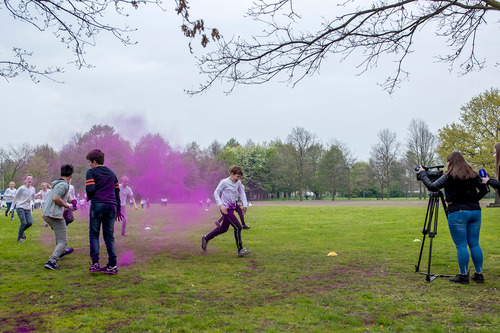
415,191,453,282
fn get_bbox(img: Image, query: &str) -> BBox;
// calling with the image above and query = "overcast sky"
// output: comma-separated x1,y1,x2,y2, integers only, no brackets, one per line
1,1,499,161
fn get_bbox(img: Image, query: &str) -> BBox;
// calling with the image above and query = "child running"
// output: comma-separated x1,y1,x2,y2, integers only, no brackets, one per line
36,182,52,208
4,181,17,220
202,166,251,257
118,176,138,236
36,182,52,227
10,175,36,242
43,164,77,270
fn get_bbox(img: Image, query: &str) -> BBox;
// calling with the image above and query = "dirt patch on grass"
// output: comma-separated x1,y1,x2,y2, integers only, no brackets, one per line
0,317,37,333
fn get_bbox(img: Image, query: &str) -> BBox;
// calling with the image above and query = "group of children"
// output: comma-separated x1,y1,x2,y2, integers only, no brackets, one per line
45,149,133,273
3,149,131,274
4,149,253,275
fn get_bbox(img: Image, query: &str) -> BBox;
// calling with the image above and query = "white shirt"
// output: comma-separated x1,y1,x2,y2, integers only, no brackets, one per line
12,185,36,210
4,188,17,203
36,189,52,207
214,178,247,209
64,185,75,202
119,184,134,207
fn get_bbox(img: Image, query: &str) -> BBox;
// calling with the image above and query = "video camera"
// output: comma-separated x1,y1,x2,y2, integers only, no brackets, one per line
415,165,445,182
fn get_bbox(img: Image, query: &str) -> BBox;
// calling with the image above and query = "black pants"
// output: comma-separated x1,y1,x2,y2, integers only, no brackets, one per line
216,205,246,226
206,209,243,250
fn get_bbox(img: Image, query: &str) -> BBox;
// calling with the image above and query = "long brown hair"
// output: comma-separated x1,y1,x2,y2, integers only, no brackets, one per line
495,143,500,178
446,151,477,179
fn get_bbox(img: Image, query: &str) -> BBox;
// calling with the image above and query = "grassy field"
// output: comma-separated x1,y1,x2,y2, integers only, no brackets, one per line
0,204,498,332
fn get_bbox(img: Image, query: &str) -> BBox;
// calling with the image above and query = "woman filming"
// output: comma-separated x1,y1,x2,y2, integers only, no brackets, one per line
418,151,488,284
481,142,500,189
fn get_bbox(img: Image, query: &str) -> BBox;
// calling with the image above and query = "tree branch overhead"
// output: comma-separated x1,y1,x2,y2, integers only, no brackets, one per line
1,0,219,82
190,0,499,95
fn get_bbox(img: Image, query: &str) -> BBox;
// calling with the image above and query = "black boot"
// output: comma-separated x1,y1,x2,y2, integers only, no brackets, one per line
449,274,469,284
470,273,484,283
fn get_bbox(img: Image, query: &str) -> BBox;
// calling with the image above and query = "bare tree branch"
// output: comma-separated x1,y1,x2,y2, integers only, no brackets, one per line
1,0,220,82
0,48,63,83
189,0,499,95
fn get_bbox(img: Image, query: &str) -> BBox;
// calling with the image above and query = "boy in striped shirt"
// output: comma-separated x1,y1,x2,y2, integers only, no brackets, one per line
85,149,122,274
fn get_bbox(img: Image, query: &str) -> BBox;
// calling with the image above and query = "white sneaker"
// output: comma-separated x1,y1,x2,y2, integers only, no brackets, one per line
238,248,251,257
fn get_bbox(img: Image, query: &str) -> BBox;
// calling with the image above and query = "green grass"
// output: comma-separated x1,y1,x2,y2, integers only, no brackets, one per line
0,204,498,332
268,196,497,202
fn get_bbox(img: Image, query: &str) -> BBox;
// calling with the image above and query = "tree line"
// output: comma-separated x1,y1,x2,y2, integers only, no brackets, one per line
1,88,499,202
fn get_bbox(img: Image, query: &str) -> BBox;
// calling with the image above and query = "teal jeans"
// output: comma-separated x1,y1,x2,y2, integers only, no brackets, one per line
447,210,482,275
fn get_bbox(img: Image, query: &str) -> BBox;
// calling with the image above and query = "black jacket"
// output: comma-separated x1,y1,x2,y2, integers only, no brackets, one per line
487,178,500,190
419,172,488,213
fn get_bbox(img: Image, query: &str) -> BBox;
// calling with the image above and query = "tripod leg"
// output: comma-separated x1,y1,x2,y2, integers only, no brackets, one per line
425,198,440,281
416,197,433,272
416,191,452,282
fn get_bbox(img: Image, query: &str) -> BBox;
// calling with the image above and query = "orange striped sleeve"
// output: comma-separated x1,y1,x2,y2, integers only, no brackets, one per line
86,179,95,185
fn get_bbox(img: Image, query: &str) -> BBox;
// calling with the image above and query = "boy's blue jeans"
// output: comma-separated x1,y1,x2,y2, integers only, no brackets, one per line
17,208,33,240
89,203,117,266
447,210,482,275
5,202,15,218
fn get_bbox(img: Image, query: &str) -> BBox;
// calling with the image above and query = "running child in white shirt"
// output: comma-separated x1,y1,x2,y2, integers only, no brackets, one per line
4,181,17,220
201,166,251,257
118,176,137,236
11,174,36,242
36,182,52,208
36,182,52,227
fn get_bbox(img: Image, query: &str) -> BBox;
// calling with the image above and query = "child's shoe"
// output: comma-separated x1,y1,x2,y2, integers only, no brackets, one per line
238,248,251,257
201,235,208,251
100,265,118,275
44,260,60,270
89,262,100,272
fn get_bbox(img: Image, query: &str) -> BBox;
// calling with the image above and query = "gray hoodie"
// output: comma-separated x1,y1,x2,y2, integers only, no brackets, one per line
43,179,70,219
